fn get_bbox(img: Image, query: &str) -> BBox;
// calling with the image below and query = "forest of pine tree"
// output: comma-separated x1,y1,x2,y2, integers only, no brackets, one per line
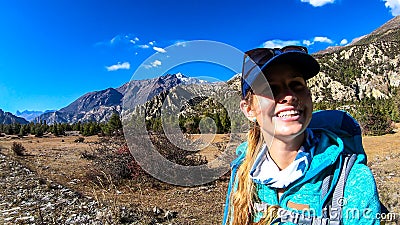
0,113,123,137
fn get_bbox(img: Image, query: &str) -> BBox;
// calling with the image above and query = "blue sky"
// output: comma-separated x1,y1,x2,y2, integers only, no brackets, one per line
0,0,398,114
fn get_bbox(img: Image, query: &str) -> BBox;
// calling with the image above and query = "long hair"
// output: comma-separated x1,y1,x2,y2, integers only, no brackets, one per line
228,92,279,225
230,92,263,224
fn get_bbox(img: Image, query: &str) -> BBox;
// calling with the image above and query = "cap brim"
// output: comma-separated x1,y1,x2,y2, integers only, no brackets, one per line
260,51,320,80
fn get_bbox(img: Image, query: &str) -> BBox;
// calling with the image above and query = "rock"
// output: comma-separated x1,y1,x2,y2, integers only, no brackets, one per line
164,210,178,220
153,206,164,215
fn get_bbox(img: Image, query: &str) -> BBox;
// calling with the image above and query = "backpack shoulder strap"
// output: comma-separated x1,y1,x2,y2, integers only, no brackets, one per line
328,154,357,225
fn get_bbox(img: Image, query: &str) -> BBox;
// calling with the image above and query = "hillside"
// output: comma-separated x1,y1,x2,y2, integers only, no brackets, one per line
354,15,400,45
140,16,399,135
307,16,399,103
36,74,208,124
31,16,400,133
0,109,29,125
302,16,399,103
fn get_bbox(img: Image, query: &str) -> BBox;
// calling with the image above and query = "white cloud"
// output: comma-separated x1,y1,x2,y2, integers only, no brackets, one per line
340,39,348,45
313,36,333,44
262,39,302,48
149,41,155,45
261,37,335,49
144,60,162,69
303,40,312,46
174,40,187,47
107,34,139,46
383,0,400,16
300,0,335,7
151,60,161,67
153,46,167,53
110,35,120,44
106,62,130,71
138,44,150,49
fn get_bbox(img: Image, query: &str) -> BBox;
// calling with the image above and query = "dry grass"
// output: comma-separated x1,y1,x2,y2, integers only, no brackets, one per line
0,134,229,224
0,131,399,224
363,131,400,217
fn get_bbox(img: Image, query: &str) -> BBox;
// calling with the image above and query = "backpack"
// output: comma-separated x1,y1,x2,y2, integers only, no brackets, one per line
222,110,388,225
308,110,389,225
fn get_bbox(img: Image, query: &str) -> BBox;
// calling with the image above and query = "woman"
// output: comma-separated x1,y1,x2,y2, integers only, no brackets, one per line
223,46,381,224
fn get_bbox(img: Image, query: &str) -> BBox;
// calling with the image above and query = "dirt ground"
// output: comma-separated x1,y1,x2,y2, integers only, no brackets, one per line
0,131,399,224
0,134,231,224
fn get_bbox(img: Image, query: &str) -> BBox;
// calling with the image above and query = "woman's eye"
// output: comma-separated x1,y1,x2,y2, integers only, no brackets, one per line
290,81,305,90
270,85,279,95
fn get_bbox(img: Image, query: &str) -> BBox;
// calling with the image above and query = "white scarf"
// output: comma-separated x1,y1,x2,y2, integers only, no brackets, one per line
250,130,314,189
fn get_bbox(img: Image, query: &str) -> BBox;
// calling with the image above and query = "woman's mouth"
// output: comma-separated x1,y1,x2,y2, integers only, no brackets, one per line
274,108,304,121
276,110,301,118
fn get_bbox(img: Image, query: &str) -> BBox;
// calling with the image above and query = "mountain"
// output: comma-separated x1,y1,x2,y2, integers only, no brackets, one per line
0,109,29,124
37,16,399,126
16,110,55,122
309,15,399,103
314,16,400,55
225,15,399,135
37,73,208,124
232,16,399,103
355,15,400,44
37,88,123,124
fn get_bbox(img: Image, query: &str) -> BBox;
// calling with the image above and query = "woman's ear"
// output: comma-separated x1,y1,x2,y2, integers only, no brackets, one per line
240,100,256,122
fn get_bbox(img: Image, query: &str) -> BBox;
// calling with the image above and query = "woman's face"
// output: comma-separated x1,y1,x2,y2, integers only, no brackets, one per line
245,64,313,141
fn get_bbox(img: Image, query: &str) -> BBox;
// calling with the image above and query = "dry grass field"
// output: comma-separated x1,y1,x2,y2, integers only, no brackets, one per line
0,131,399,224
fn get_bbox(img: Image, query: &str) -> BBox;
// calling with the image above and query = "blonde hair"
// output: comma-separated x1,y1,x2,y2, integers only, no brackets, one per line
228,93,279,224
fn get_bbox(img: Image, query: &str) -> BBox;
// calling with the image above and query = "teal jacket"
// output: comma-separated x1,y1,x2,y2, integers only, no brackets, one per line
223,127,381,225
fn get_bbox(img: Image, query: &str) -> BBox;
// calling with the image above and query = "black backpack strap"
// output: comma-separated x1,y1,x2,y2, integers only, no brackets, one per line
329,154,357,225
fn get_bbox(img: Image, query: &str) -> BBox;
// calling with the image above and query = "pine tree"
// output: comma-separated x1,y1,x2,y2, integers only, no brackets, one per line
107,113,123,135
53,122,59,136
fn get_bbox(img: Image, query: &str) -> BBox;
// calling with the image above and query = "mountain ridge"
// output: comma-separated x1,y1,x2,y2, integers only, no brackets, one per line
16,110,56,122
314,15,400,55
31,16,400,125
0,109,29,125
37,73,208,124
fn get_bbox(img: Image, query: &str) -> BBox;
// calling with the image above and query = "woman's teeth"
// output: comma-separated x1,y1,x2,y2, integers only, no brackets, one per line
277,110,300,118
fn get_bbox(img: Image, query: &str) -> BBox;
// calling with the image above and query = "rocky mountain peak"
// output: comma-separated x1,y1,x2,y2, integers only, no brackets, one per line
0,109,29,124
36,73,207,124
370,15,400,36
31,17,400,125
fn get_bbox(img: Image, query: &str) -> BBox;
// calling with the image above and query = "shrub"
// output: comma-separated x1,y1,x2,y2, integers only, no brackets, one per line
11,142,25,156
90,138,149,185
149,134,207,166
352,98,395,136
89,135,207,188
80,150,96,160
358,111,393,136
74,137,85,143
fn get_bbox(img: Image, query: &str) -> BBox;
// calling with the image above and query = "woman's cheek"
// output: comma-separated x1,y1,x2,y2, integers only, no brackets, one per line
254,96,275,118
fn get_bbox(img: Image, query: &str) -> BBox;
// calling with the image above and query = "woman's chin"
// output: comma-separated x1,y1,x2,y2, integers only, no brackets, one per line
272,120,306,137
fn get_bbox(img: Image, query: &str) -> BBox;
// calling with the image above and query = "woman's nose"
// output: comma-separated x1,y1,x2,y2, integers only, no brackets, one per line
277,89,298,104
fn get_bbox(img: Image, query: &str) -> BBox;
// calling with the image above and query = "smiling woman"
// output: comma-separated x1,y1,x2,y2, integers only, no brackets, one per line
222,46,381,225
